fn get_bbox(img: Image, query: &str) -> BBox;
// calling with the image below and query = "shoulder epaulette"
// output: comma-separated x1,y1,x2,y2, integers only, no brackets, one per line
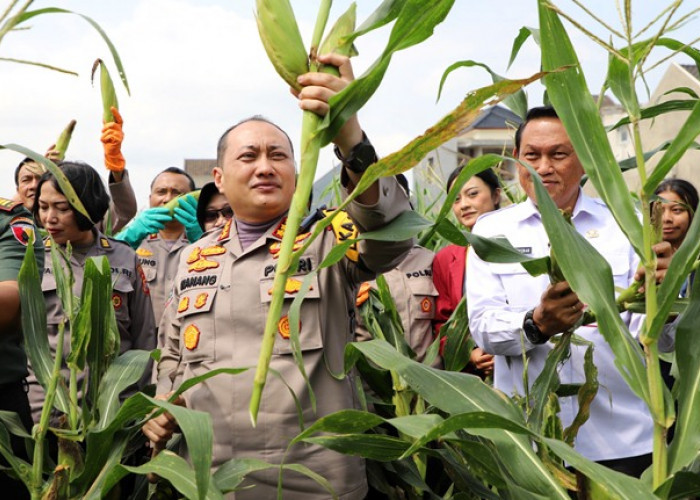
0,198,22,212
323,209,359,262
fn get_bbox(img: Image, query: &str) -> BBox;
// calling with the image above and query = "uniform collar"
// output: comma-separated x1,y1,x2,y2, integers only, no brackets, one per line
515,188,599,223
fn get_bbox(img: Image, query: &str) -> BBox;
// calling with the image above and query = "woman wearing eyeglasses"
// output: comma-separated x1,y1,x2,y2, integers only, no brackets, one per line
196,182,233,232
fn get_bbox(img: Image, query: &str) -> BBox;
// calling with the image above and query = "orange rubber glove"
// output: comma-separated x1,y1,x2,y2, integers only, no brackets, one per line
101,106,125,172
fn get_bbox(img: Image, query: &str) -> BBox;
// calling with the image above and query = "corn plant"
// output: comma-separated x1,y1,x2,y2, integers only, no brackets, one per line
294,1,700,497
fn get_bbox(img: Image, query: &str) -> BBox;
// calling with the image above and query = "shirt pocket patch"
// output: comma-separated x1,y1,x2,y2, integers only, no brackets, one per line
259,274,323,355
407,278,438,319
177,287,218,363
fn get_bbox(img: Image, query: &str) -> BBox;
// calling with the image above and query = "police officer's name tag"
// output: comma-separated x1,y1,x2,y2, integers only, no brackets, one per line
516,246,532,255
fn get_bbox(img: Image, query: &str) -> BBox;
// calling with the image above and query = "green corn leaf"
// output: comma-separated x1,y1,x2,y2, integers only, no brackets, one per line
0,420,31,489
643,100,700,195
18,242,70,412
349,340,570,498
436,60,527,119
608,99,698,130
440,297,474,373
80,432,129,500
120,450,223,500
292,409,385,445
544,439,657,500
462,230,550,277
528,333,573,433
528,163,650,406
0,144,93,223
304,434,411,461
508,26,540,71
316,0,456,147
350,0,405,41
655,471,700,500
15,8,130,92
95,350,152,430
562,342,598,446
387,413,445,439
538,0,644,258
667,272,700,473
606,47,640,118
433,218,468,247
0,56,78,75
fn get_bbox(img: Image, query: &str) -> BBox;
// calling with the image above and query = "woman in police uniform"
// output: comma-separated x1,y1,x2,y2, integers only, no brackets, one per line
27,161,156,422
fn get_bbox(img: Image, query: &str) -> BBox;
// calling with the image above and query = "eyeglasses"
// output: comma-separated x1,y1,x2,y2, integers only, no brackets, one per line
204,206,233,223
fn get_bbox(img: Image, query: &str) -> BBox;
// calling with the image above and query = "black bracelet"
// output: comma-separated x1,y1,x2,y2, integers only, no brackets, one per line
333,132,377,174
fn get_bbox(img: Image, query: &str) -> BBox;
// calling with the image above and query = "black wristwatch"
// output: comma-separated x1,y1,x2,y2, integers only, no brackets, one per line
334,132,377,174
523,309,548,345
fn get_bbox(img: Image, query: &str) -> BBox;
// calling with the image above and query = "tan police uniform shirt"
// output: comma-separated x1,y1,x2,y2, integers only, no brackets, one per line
136,232,190,332
355,245,439,364
27,231,156,422
156,176,413,500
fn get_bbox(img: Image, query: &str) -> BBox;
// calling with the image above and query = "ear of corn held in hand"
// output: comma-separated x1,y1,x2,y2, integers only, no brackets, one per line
91,58,119,122
54,119,77,161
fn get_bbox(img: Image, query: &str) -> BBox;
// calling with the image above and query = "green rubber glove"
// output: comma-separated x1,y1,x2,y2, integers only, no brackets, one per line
115,207,172,249
173,193,203,242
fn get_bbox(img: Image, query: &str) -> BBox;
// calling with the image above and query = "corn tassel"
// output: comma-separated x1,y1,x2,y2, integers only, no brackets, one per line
54,119,76,161
251,0,357,425
255,0,309,92
91,58,118,122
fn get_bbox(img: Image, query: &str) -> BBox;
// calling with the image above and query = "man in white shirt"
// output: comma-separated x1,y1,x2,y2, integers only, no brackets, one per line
466,106,672,477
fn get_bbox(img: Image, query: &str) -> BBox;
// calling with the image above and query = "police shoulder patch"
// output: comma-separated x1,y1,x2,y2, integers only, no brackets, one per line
324,209,359,262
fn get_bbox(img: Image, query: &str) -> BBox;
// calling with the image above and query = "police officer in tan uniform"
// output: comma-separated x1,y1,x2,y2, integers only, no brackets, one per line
117,167,201,329
143,53,414,499
356,244,438,364
27,161,155,422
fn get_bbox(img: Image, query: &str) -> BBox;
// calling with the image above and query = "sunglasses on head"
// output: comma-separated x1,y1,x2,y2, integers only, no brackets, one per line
204,206,233,223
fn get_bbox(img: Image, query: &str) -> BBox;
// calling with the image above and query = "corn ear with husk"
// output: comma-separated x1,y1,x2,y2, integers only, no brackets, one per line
54,119,77,161
255,0,309,92
318,3,358,61
91,58,119,122
163,189,202,216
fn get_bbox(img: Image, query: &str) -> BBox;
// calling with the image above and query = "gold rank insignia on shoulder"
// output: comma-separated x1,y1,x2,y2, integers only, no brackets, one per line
421,297,433,313
0,198,21,211
218,219,232,241
356,282,371,307
136,248,153,257
325,210,359,262
194,292,208,309
100,237,111,249
277,315,300,339
201,245,225,257
112,293,122,310
187,247,201,264
268,277,307,295
178,296,190,313
271,218,288,239
184,324,201,350
149,233,158,240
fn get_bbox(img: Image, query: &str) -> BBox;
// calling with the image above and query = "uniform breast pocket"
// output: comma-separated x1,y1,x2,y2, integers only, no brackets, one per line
407,279,438,320
112,276,134,323
608,253,631,289
142,266,157,283
490,262,534,309
176,287,218,363
259,274,324,355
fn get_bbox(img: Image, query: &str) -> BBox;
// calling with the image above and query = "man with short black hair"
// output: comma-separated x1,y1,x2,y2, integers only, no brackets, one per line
467,106,674,477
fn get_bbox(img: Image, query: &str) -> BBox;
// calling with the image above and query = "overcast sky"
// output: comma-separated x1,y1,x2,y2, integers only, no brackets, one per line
1,1,698,209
